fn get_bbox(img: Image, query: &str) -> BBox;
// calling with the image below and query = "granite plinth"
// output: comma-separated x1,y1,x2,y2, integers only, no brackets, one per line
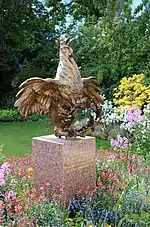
32,135,96,203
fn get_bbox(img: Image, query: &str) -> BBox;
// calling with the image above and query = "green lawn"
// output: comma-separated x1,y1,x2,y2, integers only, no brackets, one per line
0,121,109,157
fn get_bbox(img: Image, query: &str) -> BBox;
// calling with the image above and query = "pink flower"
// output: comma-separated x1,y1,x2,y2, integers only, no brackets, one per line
25,204,30,211
51,193,57,199
110,153,118,159
126,105,145,125
101,186,106,190
0,217,4,223
97,180,103,187
15,205,23,212
107,185,113,191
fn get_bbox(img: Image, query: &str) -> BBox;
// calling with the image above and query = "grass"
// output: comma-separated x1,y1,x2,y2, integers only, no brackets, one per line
0,121,110,157
96,137,110,150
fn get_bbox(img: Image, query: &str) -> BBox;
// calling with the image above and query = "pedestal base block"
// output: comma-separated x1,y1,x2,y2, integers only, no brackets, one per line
32,135,96,203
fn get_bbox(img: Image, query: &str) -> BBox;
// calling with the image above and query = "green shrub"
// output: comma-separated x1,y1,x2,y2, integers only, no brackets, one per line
0,109,49,122
0,109,22,122
0,92,16,109
27,113,49,122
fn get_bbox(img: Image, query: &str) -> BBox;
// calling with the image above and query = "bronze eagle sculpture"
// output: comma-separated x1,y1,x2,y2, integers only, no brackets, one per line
14,37,103,138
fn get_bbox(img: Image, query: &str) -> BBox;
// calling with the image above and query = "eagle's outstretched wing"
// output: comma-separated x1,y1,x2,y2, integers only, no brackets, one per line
82,77,103,106
14,77,71,117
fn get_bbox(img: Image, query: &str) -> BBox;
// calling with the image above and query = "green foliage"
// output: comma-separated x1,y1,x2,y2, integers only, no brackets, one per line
72,1,150,99
53,0,126,24
133,123,150,160
29,202,68,226
0,0,65,108
0,43,18,95
0,109,49,122
14,40,59,87
0,109,22,122
0,1,50,91
0,92,16,109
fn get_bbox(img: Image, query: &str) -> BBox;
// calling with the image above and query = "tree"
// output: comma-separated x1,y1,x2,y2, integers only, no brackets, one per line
72,1,150,98
0,0,65,108
65,0,127,23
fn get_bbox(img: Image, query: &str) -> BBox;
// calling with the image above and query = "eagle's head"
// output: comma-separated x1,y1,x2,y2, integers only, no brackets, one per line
56,37,73,58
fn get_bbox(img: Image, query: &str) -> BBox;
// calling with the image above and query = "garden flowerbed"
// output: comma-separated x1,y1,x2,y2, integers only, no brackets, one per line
0,149,149,226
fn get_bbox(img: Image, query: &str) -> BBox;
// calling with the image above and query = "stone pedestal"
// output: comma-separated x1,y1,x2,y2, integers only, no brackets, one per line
32,135,96,203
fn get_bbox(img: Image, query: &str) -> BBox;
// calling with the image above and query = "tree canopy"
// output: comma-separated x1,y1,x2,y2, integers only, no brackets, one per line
0,0,65,107
67,0,150,98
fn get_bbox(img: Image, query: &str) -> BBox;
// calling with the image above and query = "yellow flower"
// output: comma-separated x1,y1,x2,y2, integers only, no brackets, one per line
121,77,127,82
145,87,150,96
113,87,118,91
134,73,145,82
124,90,131,95
139,93,147,100
113,74,149,109
27,167,33,175
105,224,112,227
66,218,73,222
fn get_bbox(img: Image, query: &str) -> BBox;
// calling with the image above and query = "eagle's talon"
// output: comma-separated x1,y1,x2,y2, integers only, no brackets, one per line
55,132,68,138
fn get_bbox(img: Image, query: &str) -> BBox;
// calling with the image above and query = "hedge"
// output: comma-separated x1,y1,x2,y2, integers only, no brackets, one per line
0,109,49,122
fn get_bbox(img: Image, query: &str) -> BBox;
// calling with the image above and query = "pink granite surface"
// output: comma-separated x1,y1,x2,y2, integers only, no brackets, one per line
32,135,96,203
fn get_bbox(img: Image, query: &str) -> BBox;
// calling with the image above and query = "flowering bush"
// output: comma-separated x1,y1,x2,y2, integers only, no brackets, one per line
132,122,150,159
94,99,127,139
108,105,150,159
96,150,149,226
99,97,150,158
132,105,150,159
113,74,150,109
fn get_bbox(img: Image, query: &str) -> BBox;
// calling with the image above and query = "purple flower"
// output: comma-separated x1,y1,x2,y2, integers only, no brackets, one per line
0,169,5,186
110,135,129,149
126,105,145,125
0,178,5,187
5,190,15,201
1,163,10,175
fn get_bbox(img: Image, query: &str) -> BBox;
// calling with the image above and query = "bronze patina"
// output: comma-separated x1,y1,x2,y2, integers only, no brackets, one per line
15,37,103,138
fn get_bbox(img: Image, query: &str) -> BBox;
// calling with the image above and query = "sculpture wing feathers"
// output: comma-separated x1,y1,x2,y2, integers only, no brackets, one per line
82,77,103,105
14,77,70,117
